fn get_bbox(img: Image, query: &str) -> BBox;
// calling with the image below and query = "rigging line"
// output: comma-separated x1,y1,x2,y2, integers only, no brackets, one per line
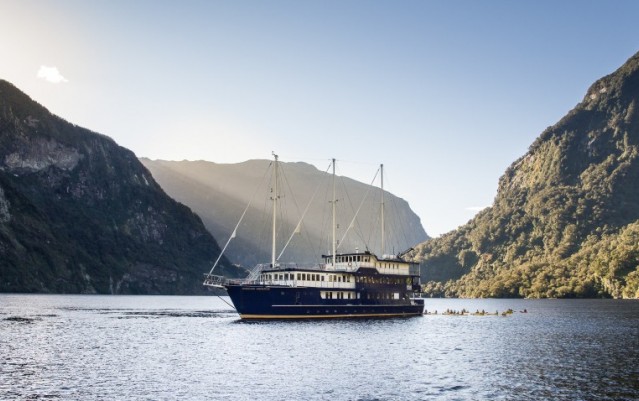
335,167,372,251
206,161,273,276
278,161,333,261
217,295,236,311
367,202,382,253
352,167,382,249
336,167,380,251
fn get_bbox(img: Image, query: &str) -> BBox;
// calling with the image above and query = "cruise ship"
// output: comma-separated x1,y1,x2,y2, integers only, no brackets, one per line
204,154,423,319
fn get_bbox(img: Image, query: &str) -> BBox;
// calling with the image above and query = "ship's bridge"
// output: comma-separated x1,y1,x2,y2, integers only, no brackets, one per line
323,251,419,276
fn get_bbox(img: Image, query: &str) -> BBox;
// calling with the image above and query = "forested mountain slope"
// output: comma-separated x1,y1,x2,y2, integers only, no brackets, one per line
411,52,639,299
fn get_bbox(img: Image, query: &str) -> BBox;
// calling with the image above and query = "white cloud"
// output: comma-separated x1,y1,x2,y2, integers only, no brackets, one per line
465,206,489,212
37,65,68,83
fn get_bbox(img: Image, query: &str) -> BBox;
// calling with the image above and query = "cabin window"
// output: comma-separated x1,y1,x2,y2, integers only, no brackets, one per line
321,276,325,281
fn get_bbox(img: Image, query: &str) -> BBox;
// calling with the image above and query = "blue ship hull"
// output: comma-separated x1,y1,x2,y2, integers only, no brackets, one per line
226,284,424,319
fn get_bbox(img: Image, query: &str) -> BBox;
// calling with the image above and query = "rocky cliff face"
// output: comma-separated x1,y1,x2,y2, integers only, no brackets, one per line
0,80,240,294
411,52,639,299
140,158,429,267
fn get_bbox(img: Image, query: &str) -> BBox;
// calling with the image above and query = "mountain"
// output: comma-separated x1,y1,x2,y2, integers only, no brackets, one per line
411,52,639,299
0,80,241,294
140,158,428,267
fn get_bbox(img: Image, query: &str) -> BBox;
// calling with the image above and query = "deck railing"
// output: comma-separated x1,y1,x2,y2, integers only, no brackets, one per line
202,274,226,288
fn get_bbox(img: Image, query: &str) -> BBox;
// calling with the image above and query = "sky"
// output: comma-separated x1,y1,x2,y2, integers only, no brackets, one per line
1,0,639,237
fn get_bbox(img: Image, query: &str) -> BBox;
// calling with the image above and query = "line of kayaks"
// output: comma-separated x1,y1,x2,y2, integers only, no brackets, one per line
424,308,528,316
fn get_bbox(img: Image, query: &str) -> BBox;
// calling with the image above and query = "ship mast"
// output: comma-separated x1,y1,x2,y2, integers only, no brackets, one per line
380,163,385,257
331,158,337,266
271,152,279,267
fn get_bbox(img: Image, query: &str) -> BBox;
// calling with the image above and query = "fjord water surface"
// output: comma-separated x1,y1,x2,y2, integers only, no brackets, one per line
1,295,638,400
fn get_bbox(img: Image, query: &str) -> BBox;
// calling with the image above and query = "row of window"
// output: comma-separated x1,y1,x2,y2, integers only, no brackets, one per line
325,255,408,271
356,276,412,285
260,273,412,286
331,255,370,263
319,291,402,300
321,291,356,299
376,262,406,270
260,273,352,283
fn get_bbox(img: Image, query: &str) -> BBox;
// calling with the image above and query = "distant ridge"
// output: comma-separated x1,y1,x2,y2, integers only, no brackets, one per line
0,79,241,294
411,51,639,299
140,158,429,267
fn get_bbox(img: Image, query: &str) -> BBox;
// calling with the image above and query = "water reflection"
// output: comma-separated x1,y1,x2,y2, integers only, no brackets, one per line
0,295,637,401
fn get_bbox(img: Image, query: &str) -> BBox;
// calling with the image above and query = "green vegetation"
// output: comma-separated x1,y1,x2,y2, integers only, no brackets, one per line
0,80,243,294
412,52,639,299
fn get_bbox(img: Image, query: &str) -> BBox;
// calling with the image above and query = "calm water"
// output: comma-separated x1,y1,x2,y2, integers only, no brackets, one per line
1,295,638,401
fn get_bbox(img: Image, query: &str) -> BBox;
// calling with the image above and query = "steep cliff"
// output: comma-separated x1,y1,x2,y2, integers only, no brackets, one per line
411,52,639,299
0,80,240,294
140,158,429,267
